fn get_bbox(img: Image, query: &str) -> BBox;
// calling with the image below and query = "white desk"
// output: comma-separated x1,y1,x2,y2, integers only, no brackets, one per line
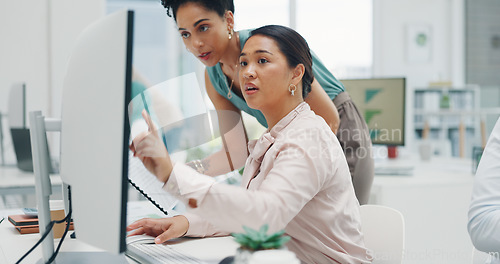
0,166,62,196
0,166,62,209
370,156,475,264
1,157,476,264
0,206,239,264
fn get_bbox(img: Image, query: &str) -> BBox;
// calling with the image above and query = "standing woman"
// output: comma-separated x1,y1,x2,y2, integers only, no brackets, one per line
160,0,373,204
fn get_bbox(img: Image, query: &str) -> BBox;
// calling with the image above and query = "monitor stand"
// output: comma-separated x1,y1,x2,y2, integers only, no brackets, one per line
0,112,4,165
36,252,128,264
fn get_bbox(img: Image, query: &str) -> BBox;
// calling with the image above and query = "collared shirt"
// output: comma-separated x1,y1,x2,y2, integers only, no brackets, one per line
164,102,370,263
468,117,500,263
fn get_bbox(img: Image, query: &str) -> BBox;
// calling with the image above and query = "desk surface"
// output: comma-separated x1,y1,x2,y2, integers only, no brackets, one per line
0,166,62,197
373,156,474,186
371,156,475,264
0,206,239,264
1,157,475,264
0,166,62,188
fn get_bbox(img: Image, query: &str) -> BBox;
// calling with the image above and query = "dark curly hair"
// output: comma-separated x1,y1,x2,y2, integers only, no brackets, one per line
160,0,234,21
250,25,314,99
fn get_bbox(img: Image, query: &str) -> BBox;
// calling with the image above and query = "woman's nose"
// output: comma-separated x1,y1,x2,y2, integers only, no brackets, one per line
242,65,256,79
193,36,204,48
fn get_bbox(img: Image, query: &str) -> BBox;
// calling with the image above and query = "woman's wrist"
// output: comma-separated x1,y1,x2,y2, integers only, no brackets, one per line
188,159,207,174
158,160,174,183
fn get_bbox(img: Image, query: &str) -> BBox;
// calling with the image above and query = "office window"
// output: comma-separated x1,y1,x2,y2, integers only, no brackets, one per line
296,0,373,79
233,0,290,139
107,0,206,118
107,1,201,84
233,0,289,30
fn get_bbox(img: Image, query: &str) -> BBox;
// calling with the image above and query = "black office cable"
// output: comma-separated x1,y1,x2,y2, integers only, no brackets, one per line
15,186,72,264
15,221,56,264
46,186,72,264
128,179,169,216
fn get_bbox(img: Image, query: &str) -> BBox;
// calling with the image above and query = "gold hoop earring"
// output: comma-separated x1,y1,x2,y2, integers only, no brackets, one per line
288,84,297,96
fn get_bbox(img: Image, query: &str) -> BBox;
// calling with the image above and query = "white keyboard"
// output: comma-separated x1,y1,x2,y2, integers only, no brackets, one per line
374,166,414,176
126,243,207,264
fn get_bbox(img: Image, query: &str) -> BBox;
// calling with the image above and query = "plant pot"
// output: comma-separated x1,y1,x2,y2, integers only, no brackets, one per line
234,247,254,264
249,249,300,264
233,247,299,264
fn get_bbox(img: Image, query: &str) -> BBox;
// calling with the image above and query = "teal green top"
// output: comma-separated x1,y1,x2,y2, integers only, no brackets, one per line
206,29,345,128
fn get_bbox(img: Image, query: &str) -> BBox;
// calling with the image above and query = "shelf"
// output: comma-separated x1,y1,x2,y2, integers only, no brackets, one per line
414,109,500,116
414,125,475,130
413,86,481,158
414,85,479,93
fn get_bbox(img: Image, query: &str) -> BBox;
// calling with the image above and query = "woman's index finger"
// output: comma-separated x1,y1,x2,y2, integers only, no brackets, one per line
141,109,154,132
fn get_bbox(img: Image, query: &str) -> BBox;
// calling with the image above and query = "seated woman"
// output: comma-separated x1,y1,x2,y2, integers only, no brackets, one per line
128,25,370,263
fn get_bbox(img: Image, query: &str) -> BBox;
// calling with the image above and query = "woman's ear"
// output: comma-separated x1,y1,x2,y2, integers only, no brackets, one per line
225,10,234,29
291,64,305,87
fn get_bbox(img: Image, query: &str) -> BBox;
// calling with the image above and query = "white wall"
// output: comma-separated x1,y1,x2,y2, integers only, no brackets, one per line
0,1,50,116
50,0,106,119
1,0,467,154
0,0,104,160
0,0,105,119
373,0,465,150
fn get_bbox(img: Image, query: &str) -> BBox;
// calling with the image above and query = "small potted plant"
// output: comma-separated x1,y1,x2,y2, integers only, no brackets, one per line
231,224,291,264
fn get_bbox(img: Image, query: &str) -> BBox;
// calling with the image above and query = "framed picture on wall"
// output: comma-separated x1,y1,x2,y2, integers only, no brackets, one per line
407,24,432,63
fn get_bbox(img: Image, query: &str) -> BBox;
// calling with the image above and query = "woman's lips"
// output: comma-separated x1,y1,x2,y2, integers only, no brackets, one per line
199,52,211,61
244,84,259,95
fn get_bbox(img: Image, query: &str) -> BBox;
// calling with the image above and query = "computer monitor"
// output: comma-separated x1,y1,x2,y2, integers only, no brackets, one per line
9,83,57,173
8,82,33,171
341,78,406,146
59,9,133,258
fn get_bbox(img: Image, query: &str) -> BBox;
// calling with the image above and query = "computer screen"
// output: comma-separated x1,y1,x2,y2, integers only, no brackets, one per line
8,82,32,171
8,82,57,173
60,9,133,255
341,78,406,146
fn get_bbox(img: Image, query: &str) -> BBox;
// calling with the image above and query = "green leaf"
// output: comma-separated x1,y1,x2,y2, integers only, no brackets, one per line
232,232,252,246
234,236,250,246
231,233,246,240
278,236,291,245
242,226,261,242
232,225,289,250
261,241,279,249
248,240,259,250
264,230,285,242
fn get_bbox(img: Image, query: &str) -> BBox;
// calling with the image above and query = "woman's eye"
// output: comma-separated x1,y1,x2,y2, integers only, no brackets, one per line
239,61,247,67
258,58,268,64
200,25,209,32
181,32,190,39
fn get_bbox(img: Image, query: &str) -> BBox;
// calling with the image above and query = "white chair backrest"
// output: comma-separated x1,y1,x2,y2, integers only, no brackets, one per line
472,246,497,264
359,204,405,264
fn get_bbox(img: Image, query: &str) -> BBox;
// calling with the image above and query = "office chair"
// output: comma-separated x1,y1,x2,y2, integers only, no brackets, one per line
359,204,405,264
472,246,496,264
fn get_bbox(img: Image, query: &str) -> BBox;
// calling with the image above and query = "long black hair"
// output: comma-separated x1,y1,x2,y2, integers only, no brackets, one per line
160,0,234,21
250,25,314,99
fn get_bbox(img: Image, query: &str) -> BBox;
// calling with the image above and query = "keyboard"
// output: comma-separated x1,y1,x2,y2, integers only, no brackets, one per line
126,243,207,264
374,166,414,176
